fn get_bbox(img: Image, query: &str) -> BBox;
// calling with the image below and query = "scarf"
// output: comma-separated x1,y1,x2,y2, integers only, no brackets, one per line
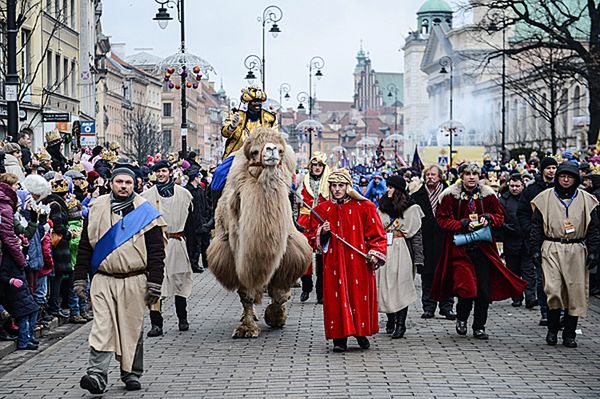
156,178,175,198
110,192,136,215
426,183,443,214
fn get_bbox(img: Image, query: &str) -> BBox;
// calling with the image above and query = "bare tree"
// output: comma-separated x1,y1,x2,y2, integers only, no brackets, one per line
122,109,166,164
468,0,600,147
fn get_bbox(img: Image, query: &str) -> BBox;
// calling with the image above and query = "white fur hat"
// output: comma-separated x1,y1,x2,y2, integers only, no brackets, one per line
22,174,52,200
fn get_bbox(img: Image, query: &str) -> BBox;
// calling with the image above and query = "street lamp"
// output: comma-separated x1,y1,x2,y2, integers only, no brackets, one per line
243,54,262,85
307,56,325,156
153,0,189,159
439,55,454,166
6,0,19,142
278,82,291,119
387,83,399,136
296,91,308,111
488,9,507,162
258,5,283,90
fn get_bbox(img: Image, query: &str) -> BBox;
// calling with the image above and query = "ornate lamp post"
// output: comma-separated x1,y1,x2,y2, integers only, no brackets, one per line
387,83,399,135
243,54,262,85
301,56,325,156
258,5,283,89
278,82,291,119
439,56,454,166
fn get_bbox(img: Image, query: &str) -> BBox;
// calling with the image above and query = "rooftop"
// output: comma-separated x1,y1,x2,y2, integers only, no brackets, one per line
418,0,453,14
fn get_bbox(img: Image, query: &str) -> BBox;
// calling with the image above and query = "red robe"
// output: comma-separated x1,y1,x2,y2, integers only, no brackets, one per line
298,183,327,276
308,198,387,340
431,184,527,302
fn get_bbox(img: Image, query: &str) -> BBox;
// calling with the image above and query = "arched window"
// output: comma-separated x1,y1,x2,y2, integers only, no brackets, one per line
433,18,441,24
421,19,429,35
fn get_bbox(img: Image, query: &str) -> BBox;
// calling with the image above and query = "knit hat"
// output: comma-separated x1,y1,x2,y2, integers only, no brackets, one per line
386,175,406,192
556,162,580,184
540,157,558,171
152,160,171,172
111,167,136,181
3,142,21,154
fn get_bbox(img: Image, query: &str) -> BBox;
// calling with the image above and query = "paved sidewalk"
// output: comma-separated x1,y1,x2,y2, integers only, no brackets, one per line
0,272,599,398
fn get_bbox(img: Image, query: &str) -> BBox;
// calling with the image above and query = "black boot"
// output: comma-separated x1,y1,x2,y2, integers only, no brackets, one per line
385,313,396,334
392,307,408,339
332,337,347,352
202,189,222,231
147,310,163,337
546,309,561,346
562,314,579,348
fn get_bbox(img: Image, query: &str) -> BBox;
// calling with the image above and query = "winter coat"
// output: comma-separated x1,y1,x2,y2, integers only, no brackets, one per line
517,174,553,253
41,194,72,273
499,191,525,255
20,144,32,167
411,182,448,274
0,183,37,318
587,175,600,202
184,182,211,234
365,179,387,206
3,153,25,181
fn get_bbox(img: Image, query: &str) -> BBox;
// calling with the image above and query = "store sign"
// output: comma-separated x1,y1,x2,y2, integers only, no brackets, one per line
0,105,27,120
42,112,70,122
80,121,97,146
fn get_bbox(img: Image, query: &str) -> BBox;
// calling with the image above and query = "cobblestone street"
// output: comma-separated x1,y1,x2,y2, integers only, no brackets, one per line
0,273,599,398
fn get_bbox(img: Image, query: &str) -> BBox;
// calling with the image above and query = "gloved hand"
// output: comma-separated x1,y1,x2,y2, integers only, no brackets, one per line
415,263,424,275
368,255,385,271
587,253,599,270
9,278,24,288
73,280,87,300
230,112,241,128
145,282,162,306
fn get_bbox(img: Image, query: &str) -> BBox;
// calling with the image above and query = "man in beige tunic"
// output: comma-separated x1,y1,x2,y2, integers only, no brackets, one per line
73,167,166,394
142,160,194,336
531,162,600,348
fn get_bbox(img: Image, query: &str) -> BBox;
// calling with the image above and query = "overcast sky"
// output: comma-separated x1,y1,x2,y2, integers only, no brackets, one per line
102,0,461,103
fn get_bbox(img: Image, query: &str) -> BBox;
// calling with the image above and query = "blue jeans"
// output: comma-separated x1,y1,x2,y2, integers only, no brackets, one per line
33,275,48,306
69,288,87,316
17,311,38,349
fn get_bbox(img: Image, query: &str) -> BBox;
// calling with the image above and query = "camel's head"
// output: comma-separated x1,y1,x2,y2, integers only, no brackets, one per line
244,127,286,169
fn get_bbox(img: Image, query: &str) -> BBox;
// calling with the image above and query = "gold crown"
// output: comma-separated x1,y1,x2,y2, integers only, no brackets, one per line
109,142,120,151
148,172,157,182
167,153,177,164
51,178,70,193
101,150,118,161
45,128,62,145
241,86,267,103
590,163,600,175
33,147,52,162
71,163,85,172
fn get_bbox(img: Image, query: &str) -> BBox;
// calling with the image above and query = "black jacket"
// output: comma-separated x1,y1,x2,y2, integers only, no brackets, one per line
19,145,31,167
42,194,72,273
411,182,447,274
184,182,211,234
0,256,39,318
517,174,553,252
499,191,524,254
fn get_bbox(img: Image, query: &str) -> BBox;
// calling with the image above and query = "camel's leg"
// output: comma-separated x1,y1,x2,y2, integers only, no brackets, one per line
264,286,291,328
232,288,261,338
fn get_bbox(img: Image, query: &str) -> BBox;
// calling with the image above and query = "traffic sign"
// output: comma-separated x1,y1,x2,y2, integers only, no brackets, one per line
80,120,97,147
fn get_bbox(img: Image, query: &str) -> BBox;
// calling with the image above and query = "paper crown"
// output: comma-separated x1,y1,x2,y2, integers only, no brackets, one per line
101,150,118,162
51,178,70,194
241,86,267,103
33,147,52,162
45,129,62,145
109,142,120,151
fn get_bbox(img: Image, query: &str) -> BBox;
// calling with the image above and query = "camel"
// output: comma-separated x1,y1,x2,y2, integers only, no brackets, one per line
207,127,312,338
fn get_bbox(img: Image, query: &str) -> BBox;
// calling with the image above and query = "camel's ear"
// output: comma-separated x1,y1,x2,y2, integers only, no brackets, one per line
243,136,253,160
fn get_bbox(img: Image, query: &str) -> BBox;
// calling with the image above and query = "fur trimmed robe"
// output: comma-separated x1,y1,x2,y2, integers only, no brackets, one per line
431,184,527,302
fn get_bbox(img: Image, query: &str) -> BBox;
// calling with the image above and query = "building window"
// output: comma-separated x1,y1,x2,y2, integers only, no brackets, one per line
163,129,172,148
21,29,32,99
55,53,61,88
46,50,52,89
71,61,76,98
70,0,76,29
55,0,60,19
163,102,172,117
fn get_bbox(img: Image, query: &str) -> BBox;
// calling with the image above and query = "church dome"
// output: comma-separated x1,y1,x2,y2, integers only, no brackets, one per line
418,0,453,14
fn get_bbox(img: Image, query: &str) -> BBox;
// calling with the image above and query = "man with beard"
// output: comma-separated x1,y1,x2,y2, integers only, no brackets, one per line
296,152,330,303
499,174,536,307
73,167,166,394
411,165,455,320
184,165,210,273
517,156,557,324
204,87,277,231
307,169,387,352
530,162,600,347
142,160,194,336
432,163,527,339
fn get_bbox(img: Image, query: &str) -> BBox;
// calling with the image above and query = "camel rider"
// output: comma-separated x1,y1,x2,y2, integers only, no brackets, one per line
296,152,330,304
204,86,277,230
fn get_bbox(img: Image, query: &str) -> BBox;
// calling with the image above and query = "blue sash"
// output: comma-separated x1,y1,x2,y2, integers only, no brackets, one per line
91,201,161,274
211,155,234,191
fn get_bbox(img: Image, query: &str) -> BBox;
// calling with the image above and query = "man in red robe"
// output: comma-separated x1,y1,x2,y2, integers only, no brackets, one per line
296,152,330,303
432,163,526,340
308,169,387,352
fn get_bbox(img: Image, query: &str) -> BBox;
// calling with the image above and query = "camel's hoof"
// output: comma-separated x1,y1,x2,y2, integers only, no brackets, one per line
232,322,261,338
264,303,287,328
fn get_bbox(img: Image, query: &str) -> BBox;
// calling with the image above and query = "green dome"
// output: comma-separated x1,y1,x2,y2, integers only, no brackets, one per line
418,0,453,14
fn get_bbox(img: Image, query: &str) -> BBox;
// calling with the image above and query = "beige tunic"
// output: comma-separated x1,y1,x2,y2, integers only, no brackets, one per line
532,188,598,317
142,185,194,298
87,195,166,372
376,205,423,313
